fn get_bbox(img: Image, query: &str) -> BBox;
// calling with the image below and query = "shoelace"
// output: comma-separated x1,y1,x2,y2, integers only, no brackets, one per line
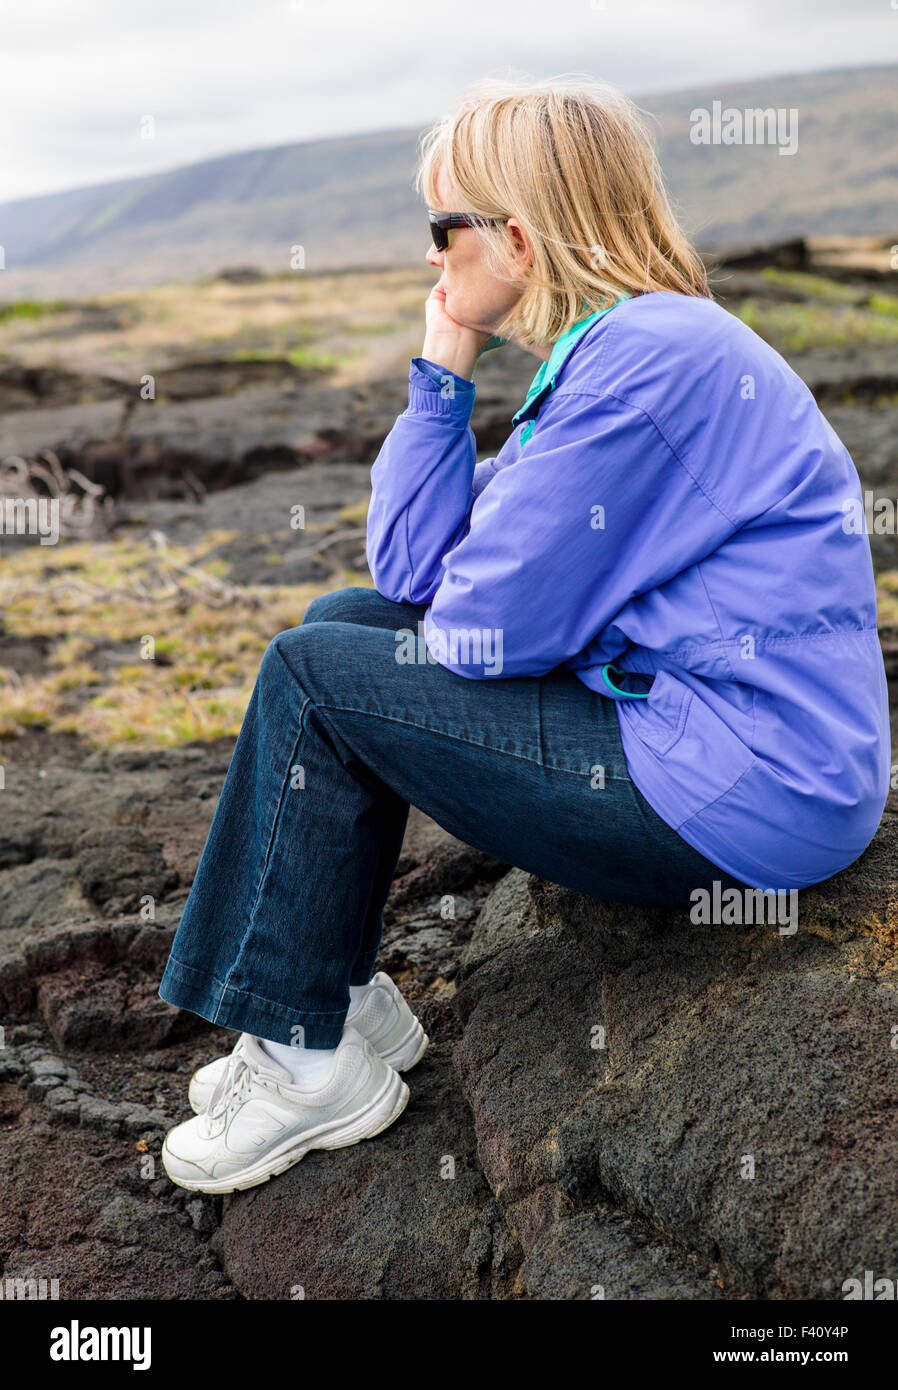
204,1047,254,1129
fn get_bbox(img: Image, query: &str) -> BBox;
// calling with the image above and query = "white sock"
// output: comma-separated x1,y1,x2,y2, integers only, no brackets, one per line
258,1037,337,1086
347,982,369,1018
257,984,370,1083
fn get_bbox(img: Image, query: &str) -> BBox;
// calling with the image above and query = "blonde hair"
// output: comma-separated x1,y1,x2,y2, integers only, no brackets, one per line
415,75,710,347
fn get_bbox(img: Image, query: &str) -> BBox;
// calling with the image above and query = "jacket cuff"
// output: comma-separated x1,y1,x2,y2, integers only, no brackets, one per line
407,358,476,421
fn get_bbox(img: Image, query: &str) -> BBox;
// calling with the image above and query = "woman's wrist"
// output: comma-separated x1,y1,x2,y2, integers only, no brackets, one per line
420,335,478,382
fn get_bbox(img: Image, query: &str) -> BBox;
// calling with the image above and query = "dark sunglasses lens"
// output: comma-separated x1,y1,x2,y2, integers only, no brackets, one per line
429,219,448,252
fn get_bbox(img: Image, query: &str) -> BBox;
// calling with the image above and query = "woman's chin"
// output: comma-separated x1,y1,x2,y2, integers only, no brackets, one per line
445,297,480,331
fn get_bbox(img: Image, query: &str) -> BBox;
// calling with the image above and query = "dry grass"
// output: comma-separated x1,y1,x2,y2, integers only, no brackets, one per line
0,268,437,390
877,572,898,626
734,275,898,353
7,266,897,391
0,531,374,748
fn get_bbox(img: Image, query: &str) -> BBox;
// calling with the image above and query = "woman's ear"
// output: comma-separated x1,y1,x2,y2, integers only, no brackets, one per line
505,218,533,274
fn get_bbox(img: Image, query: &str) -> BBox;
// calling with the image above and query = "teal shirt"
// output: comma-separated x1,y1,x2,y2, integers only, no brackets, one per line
512,294,632,445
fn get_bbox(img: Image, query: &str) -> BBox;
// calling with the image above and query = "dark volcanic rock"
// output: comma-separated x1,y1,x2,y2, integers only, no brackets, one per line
0,916,199,1049
219,1004,521,1300
452,813,898,1300
0,1044,236,1299
36,948,189,1051
0,342,536,505
0,738,232,954
0,361,129,412
75,825,179,914
791,352,898,407
521,1207,730,1301
703,238,810,272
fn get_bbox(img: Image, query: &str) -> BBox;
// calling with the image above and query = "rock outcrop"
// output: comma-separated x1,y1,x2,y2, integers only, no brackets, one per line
2,658,896,1299
215,810,898,1300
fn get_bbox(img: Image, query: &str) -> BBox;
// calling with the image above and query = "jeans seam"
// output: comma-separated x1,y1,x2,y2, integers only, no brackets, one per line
314,699,630,780
213,675,312,1021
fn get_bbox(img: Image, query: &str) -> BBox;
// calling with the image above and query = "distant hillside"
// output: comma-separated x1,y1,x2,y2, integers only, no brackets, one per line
1,64,895,298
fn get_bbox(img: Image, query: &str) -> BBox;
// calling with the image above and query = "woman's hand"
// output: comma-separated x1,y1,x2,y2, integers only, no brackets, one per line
422,286,494,381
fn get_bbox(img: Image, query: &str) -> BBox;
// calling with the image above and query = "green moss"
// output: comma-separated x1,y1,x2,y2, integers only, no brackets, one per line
287,345,343,371
869,292,898,319
114,664,153,684
758,269,860,304
337,497,370,525
0,298,70,324
737,298,898,353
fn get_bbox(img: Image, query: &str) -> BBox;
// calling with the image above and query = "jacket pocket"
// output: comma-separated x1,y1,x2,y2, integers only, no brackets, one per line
628,668,692,756
621,668,757,820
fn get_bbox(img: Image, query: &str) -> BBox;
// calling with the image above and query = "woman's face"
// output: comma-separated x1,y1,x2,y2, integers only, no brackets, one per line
425,164,530,335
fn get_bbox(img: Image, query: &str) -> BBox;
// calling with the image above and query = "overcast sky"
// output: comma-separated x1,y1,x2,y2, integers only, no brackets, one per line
1,0,894,203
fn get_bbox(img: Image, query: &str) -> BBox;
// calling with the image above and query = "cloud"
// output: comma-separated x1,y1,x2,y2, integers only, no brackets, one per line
1,0,894,201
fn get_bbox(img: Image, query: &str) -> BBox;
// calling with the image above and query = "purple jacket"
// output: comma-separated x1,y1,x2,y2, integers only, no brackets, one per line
366,290,891,890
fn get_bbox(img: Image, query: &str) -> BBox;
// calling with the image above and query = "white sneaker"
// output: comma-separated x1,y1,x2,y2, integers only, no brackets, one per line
187,971,428,1115
162,1025,409,1194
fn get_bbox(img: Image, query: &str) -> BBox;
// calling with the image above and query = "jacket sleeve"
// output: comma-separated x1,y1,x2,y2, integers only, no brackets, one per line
422,388,738,678
366,357,480,604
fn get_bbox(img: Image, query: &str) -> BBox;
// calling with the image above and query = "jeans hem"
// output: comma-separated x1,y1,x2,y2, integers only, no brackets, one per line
349,952,378,986
158,956,349,1049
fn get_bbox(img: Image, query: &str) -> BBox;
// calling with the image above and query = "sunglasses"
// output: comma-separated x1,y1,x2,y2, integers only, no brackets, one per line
427,208,507,252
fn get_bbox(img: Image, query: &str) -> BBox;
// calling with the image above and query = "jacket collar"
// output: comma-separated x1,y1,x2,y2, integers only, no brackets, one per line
511,292,632,428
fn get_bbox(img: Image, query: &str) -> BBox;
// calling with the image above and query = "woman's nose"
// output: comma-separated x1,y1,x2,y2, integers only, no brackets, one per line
425,244,444,269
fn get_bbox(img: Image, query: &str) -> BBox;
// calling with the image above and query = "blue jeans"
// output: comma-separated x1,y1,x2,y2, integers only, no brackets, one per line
158,587,748,1047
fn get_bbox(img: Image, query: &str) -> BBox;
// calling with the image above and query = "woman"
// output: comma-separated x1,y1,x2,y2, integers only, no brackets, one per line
157,79,890,1194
